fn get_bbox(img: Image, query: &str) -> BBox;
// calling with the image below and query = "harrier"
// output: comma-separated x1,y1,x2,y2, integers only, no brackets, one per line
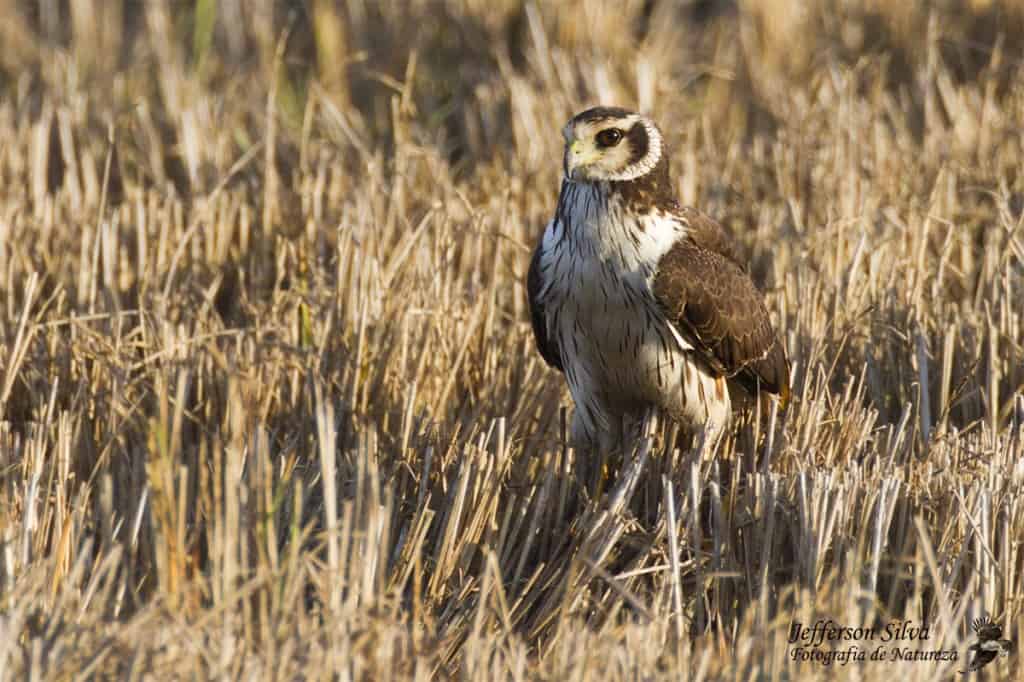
527,107,789,453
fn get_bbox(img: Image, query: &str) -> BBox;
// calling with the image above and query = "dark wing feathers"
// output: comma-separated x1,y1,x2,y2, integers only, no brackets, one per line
973,618,1003,641
654,211,789,401
527,238,563,372
962,646,997,672
676,206,743,265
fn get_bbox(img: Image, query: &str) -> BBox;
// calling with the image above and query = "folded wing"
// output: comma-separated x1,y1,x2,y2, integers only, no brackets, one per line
653,211,789,402
527,234,564,371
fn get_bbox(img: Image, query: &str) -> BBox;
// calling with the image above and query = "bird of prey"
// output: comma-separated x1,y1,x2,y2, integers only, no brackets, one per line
962,616,1013,673
527,107,789,453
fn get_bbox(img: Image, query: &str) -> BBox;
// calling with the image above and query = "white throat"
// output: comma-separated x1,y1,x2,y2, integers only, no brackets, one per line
549,181,684,276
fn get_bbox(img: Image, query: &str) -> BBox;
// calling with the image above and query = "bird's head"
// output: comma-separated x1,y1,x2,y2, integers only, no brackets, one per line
562,107,664,183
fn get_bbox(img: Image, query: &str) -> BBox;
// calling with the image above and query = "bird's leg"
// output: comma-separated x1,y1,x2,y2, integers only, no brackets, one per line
592,413,635,500
599,410,659,498
697,417,725,461
640,408,660,441
593,446,612,500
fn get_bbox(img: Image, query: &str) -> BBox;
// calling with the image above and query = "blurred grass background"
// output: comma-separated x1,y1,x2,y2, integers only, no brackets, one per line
1,0,1024,679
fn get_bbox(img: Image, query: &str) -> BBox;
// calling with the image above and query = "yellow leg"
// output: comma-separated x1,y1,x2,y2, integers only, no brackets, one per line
594,458,612,499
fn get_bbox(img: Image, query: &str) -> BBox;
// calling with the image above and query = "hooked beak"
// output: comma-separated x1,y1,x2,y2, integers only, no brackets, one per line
564,139,593,181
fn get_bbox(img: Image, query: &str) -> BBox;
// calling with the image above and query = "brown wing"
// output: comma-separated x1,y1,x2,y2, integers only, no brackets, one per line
675,206,743,265
527,237,563,371
653,236,789,402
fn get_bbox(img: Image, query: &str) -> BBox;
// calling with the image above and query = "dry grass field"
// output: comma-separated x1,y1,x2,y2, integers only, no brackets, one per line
2,0,1024,679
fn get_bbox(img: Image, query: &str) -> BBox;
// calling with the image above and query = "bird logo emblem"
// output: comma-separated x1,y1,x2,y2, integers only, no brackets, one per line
961,616,1013,674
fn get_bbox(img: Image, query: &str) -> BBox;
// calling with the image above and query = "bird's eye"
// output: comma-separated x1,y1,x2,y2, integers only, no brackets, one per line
595,128,624,148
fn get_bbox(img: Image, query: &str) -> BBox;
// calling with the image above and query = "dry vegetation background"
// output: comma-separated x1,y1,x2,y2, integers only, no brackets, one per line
2,0,1024,679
